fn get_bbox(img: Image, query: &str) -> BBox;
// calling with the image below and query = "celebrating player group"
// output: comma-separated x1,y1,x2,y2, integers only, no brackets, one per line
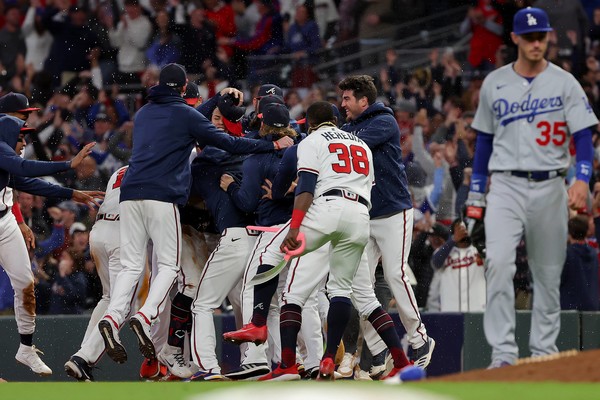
1,5,593,383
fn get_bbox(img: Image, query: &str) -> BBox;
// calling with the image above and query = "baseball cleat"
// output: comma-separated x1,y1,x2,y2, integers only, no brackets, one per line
222,323,267,345
64,356,94,382
139,357,168,380
487,360,513,369
369,349,392,380
333,352,356,379
302,366,319,380
258,364,301,381
129,313,156,360
188,370,226,382
409,337,436,369
98,318,127,364
15,344,52,376
382,364,426,382
317,357,335,380
353,367,372,381
224,363,270,381
158,344,193,379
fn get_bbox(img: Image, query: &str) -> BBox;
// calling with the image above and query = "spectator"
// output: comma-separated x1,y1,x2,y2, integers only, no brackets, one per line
561,214,600,311
108,0,153,84
88,0,120,85
18,192,50,239
89,113,125,181
286,4,321,88
146,10,182,68
0,5,26,91
431,219,486,312
534,0,588,58
48,249,88,314
43,4,100,87
460,0,503,73
174,8,216,80
314,0,339,44
22,0,53,74
203,0,237,58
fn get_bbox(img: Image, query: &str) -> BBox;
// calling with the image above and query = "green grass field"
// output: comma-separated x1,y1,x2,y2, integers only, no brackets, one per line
1,381,599,400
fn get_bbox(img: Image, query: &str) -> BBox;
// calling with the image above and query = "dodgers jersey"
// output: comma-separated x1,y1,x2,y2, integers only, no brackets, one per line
99,166,128,217
297,124,374,207
472,62,599,171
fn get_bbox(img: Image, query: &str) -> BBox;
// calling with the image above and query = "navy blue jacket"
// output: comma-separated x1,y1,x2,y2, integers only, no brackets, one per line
341,102,412,218
272,145,298,200
10,176,73,200
0,115,71,194
190,147,253,233
561,243,600,311
120,85,275,206
227,136,293,226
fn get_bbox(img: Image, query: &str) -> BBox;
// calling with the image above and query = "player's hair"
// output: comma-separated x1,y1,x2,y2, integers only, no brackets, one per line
306,101,335,126
568,215,589,241
338,75,377,105
259,124,297,138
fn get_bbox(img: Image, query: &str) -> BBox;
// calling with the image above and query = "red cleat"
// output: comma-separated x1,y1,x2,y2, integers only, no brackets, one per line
317,357,335,381
139,357,168,380
222,323,267,345
258,364,300,381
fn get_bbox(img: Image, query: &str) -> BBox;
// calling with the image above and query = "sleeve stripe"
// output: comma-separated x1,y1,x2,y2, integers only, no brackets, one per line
298,167,319,175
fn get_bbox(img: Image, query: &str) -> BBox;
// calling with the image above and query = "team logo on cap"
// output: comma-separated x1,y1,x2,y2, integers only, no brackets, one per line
526,13,537,26
266,88,276,95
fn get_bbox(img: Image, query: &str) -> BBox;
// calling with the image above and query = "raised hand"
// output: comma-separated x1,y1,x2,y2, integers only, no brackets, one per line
70,142,96,169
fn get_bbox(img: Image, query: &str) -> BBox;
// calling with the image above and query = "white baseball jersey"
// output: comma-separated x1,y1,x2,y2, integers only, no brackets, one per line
438,245,486,312
473,62,599,171
297,124,373,205
99,166,128,217
0,187,14,211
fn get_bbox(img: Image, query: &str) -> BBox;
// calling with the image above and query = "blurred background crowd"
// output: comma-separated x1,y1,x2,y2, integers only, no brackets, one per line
2,0,600,317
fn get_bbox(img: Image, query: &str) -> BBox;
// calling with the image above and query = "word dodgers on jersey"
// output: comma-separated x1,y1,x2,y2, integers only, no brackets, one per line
493,93,563,126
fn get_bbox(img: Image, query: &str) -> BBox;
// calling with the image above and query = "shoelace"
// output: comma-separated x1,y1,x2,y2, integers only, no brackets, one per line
31,345,45,356
173,352,187,368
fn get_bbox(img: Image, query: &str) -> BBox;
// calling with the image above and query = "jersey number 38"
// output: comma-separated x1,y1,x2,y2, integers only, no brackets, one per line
328,143,370,176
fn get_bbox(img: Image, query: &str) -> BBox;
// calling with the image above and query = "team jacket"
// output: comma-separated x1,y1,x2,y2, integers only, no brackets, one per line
120,85,274,206
561,243,600,311
341,102,412,218
0,115,72,195
190,147,253,234
226,135,293,226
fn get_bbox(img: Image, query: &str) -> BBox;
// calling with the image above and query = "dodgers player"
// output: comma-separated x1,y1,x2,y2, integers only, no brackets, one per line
97,64,292,364
0,116,101,376
339,75,435,367
467,8,598,367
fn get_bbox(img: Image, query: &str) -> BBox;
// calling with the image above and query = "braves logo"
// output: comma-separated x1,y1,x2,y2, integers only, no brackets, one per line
493,94,563,126
265,88,276,95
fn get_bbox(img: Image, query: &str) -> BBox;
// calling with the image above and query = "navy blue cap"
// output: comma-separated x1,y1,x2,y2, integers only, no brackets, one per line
257,95,284,114
513,7,552,35
159,63,187,88
184,82,200,105
258,84,283,98
260,103,289,128
0,92,40,113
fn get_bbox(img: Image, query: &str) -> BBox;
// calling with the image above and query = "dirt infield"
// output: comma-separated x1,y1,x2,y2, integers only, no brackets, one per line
432,349,600,382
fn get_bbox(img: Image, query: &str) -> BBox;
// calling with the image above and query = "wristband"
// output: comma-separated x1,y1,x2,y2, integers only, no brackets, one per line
290,209,306,229
12,203,24,224
576,161,592,183
470,173,487,194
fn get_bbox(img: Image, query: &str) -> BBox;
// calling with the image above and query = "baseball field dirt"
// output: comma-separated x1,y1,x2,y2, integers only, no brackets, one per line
432,349,600,382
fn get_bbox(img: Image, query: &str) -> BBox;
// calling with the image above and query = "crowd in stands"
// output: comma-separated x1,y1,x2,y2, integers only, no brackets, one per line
2,0,600,316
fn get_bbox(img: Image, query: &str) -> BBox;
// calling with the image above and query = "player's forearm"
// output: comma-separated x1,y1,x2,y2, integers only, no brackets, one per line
573,128,593,182
470,132,493,193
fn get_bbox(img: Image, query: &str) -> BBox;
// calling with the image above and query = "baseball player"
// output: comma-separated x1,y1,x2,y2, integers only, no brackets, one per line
430,219,485,312
0,116,101,376
219,103,315,380
65,166,140,381
339,75,435,368
253,102,423,381
98,64,292,365
467,7,598,367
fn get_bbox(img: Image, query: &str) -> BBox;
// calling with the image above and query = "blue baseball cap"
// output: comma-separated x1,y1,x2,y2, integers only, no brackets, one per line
513,7,552,35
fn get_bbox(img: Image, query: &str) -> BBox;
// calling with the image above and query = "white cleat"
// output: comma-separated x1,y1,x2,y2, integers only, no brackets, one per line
158,344,193,379
16,344,52,376
334,352,356,379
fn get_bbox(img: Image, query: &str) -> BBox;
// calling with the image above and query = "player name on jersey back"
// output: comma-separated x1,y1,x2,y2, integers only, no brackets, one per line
319,130,365,144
